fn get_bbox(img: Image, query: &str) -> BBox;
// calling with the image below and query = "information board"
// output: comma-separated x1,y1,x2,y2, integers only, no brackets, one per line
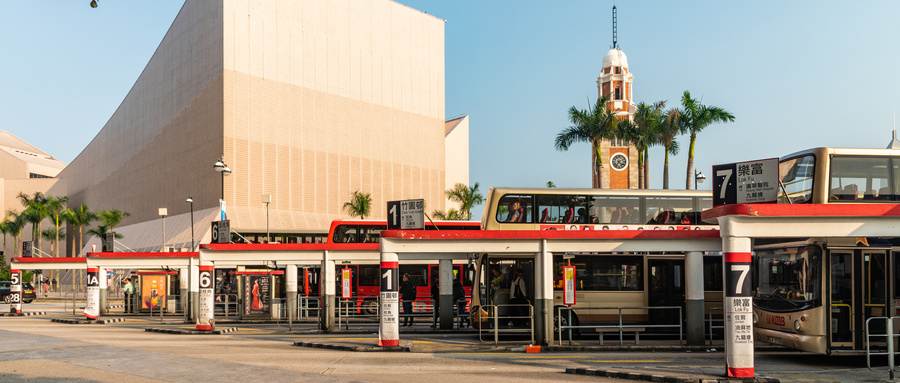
563,265,576,306
713,158,779,206
387,199,424,230
341,268,352,300
9,269,21,313
211,220,231,244
197,265,215,331
85,267,99,319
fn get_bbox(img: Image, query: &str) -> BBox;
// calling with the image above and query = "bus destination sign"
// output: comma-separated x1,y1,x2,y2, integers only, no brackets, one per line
387,199,425,230
712,158,779,206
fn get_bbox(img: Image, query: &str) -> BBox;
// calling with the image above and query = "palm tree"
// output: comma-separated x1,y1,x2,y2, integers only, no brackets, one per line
546,181,556,188
4,211,27,258
45,196,69,257
444,182,484,221
431,209,462,221
679,91,735,189
17,192,47,254
555,94,619,188
343,190,372,219
97,209,130,234
63,204,96,257
622,101,666,189
88,224,123,240
658,108,683,189
41,228,65,257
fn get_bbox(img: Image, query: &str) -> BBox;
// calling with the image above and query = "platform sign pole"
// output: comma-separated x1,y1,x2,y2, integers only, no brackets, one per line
9,269,22,314
723,236,754,378
341,268,352,300
85,267,100,320
378,252,400,347
197,264,215,331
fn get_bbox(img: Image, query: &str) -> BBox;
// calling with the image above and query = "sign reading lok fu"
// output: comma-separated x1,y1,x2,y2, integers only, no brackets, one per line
712,158,779,206
386,199,424,230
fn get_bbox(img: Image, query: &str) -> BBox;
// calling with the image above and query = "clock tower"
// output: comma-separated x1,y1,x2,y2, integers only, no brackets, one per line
596,5,638,189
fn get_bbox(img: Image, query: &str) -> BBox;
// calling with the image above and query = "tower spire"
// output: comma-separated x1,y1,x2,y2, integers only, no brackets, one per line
612,5,618,49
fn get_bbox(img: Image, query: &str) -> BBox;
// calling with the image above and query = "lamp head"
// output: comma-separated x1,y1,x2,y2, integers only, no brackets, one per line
214,160,226,172
222,166,232,176
696,171,706,183
186,197,193,204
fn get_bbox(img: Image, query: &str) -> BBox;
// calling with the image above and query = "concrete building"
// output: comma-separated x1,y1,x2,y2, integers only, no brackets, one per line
0,131,67,260
43,0,465,255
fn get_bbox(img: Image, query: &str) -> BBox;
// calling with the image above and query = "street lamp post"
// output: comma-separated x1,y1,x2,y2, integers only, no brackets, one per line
214,158,231,220
186,198,194,250
262,194,271,243
158,208,168,251
694,170,707,190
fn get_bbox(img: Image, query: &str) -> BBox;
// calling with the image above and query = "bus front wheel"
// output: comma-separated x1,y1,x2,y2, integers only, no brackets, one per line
362,298,378,316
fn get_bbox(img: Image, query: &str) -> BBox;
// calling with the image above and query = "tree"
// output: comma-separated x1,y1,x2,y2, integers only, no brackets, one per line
3,211,27,258
63,204,96,257
444,182,484,221
45,196,69,257
431,209,463,221
555,94,619,188
343,190,372,219
41,228,66,258
17,192,48,256
97,209,130,233
619,101,666,189
546,181,556,188
679,91,735,189
657,108,683,189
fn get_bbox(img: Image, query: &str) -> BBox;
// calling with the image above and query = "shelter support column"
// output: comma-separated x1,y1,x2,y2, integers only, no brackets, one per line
535,240,553,346
286,265,298,326
378,252,400,346
196,263,215,331
190,260,199,320
439,259,453,329
723,236,754,378
321,251,335,332
99,268,108,315
685,251,705,345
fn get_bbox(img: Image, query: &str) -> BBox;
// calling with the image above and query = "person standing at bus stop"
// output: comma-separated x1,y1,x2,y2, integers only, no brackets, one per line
400,273,416,327
123,278,134,313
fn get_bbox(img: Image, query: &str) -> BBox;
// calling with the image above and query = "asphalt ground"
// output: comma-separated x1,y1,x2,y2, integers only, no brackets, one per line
3,301,899,382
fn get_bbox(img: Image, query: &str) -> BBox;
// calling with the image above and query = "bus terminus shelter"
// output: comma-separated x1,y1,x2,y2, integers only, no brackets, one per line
377,229,723,347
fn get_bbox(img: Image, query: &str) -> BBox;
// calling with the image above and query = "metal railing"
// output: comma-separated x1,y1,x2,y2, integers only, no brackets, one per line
63,292,84,315
557,306,683,346
865,316,900,380
214,293,239,318
477,303,534,345
707,306,724,345
298,296,319,320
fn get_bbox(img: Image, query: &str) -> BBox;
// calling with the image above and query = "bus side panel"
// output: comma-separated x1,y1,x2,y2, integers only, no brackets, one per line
553,291,648,322
754,306,827,354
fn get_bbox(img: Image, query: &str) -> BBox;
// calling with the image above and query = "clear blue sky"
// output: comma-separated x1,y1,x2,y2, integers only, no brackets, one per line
3,1,900,205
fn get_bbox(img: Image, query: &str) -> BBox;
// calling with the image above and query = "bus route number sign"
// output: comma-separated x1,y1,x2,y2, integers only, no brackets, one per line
712,158,779,206
387,199,424,230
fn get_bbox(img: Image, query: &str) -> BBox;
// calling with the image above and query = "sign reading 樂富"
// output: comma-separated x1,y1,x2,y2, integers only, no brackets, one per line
386,199,425,230
712,158,779,206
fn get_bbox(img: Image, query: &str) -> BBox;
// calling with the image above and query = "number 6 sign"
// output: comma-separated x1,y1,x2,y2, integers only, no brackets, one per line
197,265,215,331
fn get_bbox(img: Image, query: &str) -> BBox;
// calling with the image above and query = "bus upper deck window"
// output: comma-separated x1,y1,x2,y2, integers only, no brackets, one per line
496,194,534,223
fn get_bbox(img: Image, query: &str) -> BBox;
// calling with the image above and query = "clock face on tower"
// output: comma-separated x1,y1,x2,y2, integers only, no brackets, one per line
610,152,628,171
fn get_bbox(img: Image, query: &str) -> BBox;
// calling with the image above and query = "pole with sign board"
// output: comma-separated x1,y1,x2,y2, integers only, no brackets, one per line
85,267,100,319
712,158,779,206
342,268,352,300
563,265,576,306
197,264,215,331
387,199,425,230
378,253,400,347
9,269,22,313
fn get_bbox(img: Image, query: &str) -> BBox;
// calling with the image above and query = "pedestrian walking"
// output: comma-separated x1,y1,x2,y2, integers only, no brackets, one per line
123,278,135,313
400,273,416,327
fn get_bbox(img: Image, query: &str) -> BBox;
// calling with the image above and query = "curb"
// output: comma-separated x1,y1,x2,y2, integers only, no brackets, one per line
293,341,410,352
144,327,239,335
565,367,780,383
52,317,125,324
0,311,48,317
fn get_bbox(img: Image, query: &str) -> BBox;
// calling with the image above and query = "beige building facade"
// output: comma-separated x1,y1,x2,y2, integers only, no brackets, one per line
48,0,464,254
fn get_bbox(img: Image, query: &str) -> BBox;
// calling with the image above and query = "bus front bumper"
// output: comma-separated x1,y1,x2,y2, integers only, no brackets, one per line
755,327,826,354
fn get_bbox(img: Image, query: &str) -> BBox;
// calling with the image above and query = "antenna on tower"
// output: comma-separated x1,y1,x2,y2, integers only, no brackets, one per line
612,5,618,49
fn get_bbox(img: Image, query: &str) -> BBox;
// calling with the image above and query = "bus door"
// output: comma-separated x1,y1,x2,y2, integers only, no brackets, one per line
828,249,888,350
648,259,685,328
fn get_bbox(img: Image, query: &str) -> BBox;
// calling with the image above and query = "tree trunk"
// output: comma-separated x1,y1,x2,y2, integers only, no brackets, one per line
663,148,670,190
637,151,644,190
644,147,651,189
686,134,697,190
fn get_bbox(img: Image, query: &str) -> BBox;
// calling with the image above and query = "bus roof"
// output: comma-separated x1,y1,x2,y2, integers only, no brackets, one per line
780,147,900,161
486,187,711,197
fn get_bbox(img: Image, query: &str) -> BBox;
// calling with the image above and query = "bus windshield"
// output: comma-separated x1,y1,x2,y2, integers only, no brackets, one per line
778,155,815,203
754,244,822,312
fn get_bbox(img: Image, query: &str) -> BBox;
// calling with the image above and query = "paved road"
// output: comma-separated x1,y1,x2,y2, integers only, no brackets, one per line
1,302,897,382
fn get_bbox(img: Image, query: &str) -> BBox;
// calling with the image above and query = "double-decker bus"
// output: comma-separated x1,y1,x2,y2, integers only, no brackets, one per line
470,187,720,335
302,219,480,315
755,147,900,354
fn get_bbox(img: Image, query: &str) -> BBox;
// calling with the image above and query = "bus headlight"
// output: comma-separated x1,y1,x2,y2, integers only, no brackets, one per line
794,319,802,331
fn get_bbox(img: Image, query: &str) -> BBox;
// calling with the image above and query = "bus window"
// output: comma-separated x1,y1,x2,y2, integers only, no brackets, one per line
357,265,379,288
779,154,816,203
555,255,642,291
590,196,640,224
399,265,428,288
645,197,694,225
829,156,891,202
496,194,534,223
535,195,587,223
703,256,723,291
754,245,822,311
